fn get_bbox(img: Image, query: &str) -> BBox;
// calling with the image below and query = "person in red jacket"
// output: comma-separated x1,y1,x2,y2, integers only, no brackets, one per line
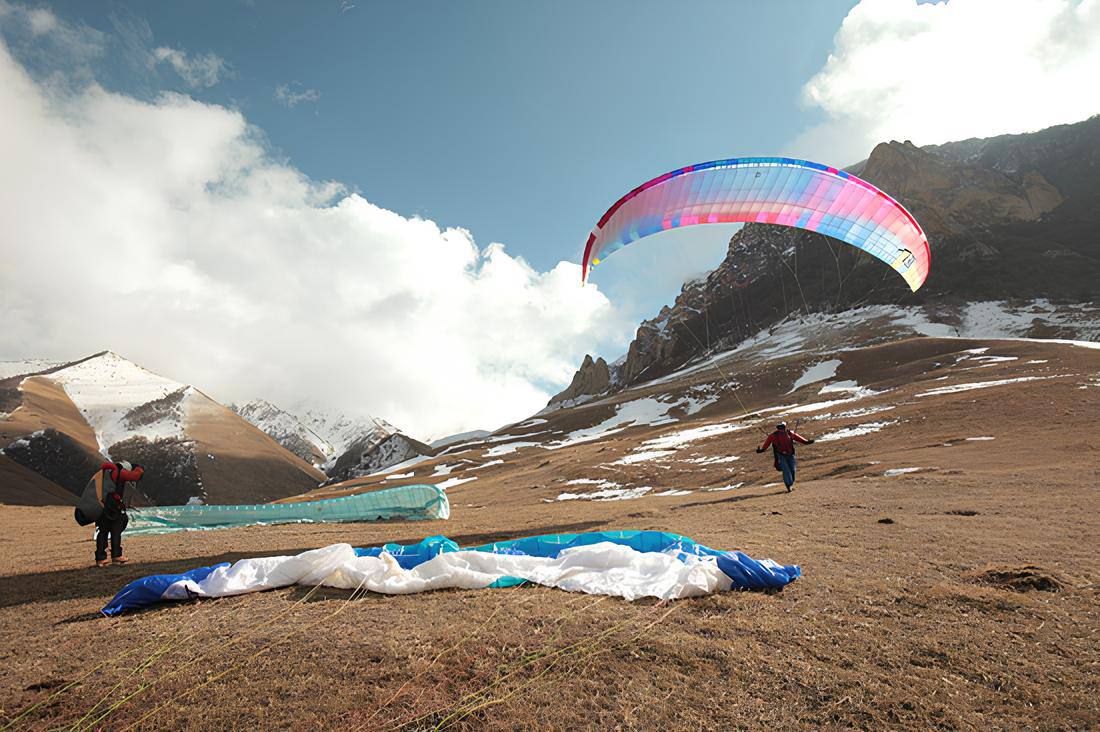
95,461,145,567
756,423,814,493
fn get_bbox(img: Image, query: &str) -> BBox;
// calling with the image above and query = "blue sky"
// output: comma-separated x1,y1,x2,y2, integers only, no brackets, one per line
43,0,856,311
5,0,1097,435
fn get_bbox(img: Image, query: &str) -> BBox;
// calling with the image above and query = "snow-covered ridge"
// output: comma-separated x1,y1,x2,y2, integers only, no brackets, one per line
298,407,397,464
232,399,336,463
232,400,400,471
47,351,190,454
0,359,63,380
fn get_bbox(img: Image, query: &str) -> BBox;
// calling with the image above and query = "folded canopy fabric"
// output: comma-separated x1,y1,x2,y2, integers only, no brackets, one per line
101,530,800,615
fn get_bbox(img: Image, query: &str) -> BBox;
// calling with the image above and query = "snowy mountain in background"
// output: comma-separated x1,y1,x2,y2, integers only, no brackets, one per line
47,351,192,454
296,407,398,467
324,431,437,484
0,352,324,505
231,400,336,467
231,399,419,477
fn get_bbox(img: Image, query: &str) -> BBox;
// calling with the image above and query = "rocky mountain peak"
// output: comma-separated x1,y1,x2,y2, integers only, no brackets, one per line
860,138,1063,239
549,354,611,405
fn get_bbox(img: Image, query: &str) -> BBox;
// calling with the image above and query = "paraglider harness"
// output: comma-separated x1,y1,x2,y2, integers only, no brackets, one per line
74,462,141,527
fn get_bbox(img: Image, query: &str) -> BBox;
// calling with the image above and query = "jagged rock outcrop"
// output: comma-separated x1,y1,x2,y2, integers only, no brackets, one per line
555,116,1100,400
549,355,611,405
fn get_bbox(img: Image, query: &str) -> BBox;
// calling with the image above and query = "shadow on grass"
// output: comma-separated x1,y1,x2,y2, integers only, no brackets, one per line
3,520,610,610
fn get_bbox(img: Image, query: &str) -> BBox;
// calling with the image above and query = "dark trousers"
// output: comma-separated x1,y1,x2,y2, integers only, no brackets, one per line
95,517,125,560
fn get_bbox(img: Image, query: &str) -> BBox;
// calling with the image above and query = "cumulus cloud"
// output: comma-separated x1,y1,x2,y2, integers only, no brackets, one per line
0,37,624,438
274,81,321,108
153,46,228,88
788,0,1100,164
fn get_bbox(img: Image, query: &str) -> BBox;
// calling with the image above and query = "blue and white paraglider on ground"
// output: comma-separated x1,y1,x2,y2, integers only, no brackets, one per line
102,530,800,616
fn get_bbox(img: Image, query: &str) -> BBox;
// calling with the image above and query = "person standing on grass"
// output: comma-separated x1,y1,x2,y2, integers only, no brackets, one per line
93,461,144,566
756,422,813,493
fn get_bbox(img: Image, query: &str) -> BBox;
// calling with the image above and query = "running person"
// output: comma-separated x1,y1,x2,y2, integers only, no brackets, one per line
756,423,814,492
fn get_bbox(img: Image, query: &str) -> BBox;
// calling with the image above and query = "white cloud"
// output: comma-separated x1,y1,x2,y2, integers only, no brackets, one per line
0,38,624,439
0,1,106,63
274,81,321,108
153,46,228,88
788,0,1100,164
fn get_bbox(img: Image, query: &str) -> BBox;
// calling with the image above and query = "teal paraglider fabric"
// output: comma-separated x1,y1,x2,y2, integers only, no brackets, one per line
125,484,449,535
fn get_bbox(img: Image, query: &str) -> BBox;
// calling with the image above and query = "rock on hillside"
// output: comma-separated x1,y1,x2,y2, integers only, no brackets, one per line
325,432,437,484
549,355,612,406
0,352,324,505
559,117,1100,401
232,399,335,467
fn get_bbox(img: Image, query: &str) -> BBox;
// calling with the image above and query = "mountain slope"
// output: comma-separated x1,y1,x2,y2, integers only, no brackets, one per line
305,310,1100,514
0,353,324,504
0,454,78,506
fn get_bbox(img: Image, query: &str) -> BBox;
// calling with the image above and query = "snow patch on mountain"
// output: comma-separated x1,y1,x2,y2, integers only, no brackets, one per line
232,399,334,465
430,430,492,450
817,421,898,442
47,352,189,455
297,407,397,463
917,375,1059,397
789,360,842,393
636,301,1098,392
547,397,677,450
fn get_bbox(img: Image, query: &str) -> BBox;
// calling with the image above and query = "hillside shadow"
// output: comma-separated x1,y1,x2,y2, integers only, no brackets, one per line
1,520,611,610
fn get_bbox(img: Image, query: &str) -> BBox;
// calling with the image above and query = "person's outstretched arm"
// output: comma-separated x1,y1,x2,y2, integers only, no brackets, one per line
102,462,145,483
756,434,775,453
790,431,814,445
117,465,145,482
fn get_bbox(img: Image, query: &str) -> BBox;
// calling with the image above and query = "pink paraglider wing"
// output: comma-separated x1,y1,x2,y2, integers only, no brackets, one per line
583,157,930,292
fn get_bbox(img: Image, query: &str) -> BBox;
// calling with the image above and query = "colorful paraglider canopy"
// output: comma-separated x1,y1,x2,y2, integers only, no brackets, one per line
582,157,930,292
